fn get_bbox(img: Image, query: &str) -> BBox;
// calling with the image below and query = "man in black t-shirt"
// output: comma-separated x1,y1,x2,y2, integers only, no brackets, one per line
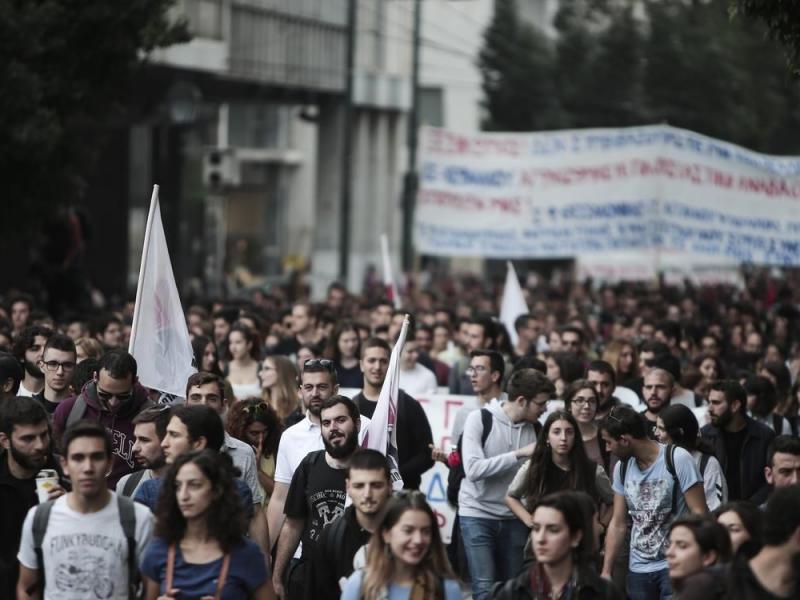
273,395,362,600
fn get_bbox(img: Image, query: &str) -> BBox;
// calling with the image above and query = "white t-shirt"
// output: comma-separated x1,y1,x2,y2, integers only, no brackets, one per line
399,363,438,396
18,492,154,600
17,381,36,397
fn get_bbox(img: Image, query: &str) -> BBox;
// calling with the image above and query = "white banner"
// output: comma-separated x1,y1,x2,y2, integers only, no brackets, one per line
415,125,800,266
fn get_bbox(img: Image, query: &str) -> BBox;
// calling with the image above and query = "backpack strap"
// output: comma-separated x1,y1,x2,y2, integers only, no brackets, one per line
66,396,87,428
324,512,350,570
699,453,711,478
772,413,783,434
117,495,139,598
121,470,146,498
479,408,493,447
32,500,55,592
665,444,682,515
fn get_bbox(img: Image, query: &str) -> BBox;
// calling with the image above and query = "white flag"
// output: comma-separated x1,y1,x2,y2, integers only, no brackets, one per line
361,315,408,490
381,233,401,309
500,261,529,348
128,185,196,398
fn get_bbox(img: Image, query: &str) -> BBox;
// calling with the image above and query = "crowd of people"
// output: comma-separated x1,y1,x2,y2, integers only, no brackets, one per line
1,269,800,600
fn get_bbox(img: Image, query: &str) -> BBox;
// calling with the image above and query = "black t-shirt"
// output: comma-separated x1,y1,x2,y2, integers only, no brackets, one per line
273,336,301,357
723,427,748,500
334,362,363,389
31,391,60,415
284,450,347,558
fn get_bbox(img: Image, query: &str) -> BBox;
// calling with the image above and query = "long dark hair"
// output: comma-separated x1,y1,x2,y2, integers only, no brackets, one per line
226,398,284,458
524,411,598,511
532,491,594,568
323,319,361,363
192,335,223,377
154,450,248,553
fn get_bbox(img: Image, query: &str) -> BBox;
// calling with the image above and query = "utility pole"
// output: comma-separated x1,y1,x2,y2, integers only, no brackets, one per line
401,0,421,272
339,0,357,281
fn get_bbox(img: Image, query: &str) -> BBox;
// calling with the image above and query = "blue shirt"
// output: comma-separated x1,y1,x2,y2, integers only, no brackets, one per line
341,570,462,600
141,537,268,600
134,477,255,519
612,444,702,573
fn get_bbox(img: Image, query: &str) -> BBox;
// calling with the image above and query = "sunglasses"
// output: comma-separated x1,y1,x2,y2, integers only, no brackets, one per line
242,402,270,416
303,358,334,372
97,387,133,403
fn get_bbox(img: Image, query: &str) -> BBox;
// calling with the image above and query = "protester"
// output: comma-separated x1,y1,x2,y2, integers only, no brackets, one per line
74,336,103,364
602,338,639,390
398,336,438,396
492,491,622,600
192,333,224,377
259,354,303,425
564,379,611,472
665,514,732,599
307,449,394,600
116,405,172,498
140,449,273,600
0,351,24,400
0,397,67,598
31,333,76,415
226,324,262,401
324,319,363,389
16,421,154,600
340,491,462,600
226,398,284,503
714,501,763,556
655,403,728,510
763,434,800,501
12,325,52,397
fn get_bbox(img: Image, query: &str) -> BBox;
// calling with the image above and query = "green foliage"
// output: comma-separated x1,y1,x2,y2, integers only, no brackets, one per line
479,0,800,155
731,0,800,75
0,0,189,223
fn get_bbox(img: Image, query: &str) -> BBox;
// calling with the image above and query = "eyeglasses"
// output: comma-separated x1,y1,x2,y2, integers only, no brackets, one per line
242,402,269,416
97,387,133,403
465,365,489,376
571,396,597,407
43,360,76,372
304,359,334,372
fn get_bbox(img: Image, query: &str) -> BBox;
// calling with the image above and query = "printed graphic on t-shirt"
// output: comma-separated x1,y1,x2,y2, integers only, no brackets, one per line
307,489,346,542
49,532,127,598
626,477,672,561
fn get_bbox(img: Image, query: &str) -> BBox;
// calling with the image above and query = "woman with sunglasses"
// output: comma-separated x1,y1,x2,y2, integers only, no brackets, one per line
341,492,460,600
506,411,613,533
564,380,612,474
259,355,303,426
494,491,622,600
226,398,284,504
141,449,274,600
225,323,262,402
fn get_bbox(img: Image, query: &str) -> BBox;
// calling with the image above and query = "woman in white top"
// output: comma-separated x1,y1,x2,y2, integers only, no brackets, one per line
225,323,262,401
655,403,728,511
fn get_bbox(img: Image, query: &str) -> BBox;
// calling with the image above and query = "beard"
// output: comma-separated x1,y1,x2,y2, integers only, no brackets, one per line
647,399,669,414
711,408,733,428
24,360,44,379
10,441,48,471
323,429,358,459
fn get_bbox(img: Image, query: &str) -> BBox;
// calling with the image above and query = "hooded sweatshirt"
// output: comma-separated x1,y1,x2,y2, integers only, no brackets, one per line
458,401,537,519
53,380,151,488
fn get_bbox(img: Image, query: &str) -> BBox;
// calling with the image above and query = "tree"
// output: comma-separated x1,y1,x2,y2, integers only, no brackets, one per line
731,0,800,75
0,1,189,224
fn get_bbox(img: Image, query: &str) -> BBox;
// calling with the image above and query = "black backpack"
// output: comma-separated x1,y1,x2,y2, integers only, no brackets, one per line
446,409,493,507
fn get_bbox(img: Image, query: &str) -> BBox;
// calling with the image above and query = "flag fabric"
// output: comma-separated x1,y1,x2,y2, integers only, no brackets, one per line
361,315,408,490
381,233,401,309
129,185,196,398
500,261,529,348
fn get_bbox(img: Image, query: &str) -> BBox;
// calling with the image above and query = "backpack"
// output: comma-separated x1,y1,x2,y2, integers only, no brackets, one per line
446,409,493,507
32,495,140,599
120,470,148,498
619,443,682,515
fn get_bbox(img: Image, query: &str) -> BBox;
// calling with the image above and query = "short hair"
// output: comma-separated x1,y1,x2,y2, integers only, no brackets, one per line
744,375,777,418
644,367,675,388
767,435,800,468
585,360,616,387
506,368,555,402
761,361,791,398
646,354,681,383
468,316,495,342
0,352,23,395
301,358,338,385
11,325,53,361
72,358,99,395
600,405,648,440
90,314,122,338
512,356,547,375
75,337,103,361
762,485,800,546
43,333,77,358
185,371,225,401
514,313,534,333
551,352,584,385
62,420,113,457
132,405,172,440
668,514,731,563
563,379,600,413
0,395,48,436
320,395,360,423
212,307,239,325
347,449,391,480
559,325,584,343
709,379,747,414
8,293,33,312
170,405,225,451
361,337,391,358
98,349,137,380
470,349,505,380
655,320,682,343
639,340,670,356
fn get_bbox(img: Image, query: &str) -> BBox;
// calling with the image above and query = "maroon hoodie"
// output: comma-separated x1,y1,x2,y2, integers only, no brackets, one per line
53,380,151,489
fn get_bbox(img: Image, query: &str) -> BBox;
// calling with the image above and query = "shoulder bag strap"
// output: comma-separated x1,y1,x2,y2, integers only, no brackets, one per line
214,553,231,600
166,544,176,593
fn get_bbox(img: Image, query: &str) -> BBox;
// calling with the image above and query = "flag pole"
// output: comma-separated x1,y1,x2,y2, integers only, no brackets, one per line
129,185,160,353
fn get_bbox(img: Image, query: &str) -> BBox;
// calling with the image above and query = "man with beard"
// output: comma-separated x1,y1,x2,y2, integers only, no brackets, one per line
353,337,433,489
12,326,52,398
31,334,76,415
306,449,393,600
273,396,362,600
600,405,707,600
640,369,674,438
700,379,774,501
115,406,171,498
0,397,67,598
0,352,24,400
266,361,371,552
